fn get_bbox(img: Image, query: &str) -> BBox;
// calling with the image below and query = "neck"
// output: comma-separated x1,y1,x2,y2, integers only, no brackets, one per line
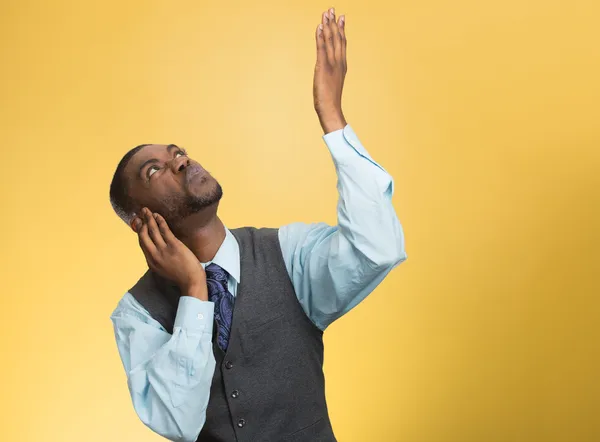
171,207,226,263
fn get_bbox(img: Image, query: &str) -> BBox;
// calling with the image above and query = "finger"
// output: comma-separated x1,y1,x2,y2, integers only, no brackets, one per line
138,219,158,260
131,217,142,233
316,23,326,62
154,213,178,246
330,9,343,62
338,15,347,67
144,208,167,249
322,10,334,63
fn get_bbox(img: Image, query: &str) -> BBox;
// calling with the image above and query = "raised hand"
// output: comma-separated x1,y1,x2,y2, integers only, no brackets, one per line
314,7,347,134
132,207,208,300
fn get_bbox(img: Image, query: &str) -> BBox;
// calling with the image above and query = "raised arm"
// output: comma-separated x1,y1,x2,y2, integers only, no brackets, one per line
279,8,406,331
279,123,406,331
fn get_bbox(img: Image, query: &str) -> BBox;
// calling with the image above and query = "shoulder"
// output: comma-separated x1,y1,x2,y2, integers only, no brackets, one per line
110,291,153,324
110,269,157,320
229,226,286,264
230,226,280,244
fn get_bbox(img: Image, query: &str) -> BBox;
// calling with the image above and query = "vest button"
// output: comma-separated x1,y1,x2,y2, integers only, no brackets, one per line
225,360,234,369
231,389,239,398
237,418,246,428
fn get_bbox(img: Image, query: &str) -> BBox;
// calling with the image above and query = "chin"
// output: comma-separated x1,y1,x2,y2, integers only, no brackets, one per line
209,181,223,204
190,180,223,211
160,180,223,225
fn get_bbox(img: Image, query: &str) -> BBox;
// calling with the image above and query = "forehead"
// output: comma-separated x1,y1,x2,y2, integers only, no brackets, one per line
132,144,171,164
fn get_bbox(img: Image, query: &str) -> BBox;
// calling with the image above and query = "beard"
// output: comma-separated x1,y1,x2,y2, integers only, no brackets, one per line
160,179,223,226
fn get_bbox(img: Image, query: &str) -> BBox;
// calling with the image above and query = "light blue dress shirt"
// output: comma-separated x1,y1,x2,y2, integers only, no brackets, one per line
111,123,407,442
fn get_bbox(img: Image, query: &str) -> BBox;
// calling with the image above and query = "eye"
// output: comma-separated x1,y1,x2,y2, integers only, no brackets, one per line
147,150,187,179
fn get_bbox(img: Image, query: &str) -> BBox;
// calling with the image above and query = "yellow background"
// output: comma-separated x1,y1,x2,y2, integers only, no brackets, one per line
1,0,598,441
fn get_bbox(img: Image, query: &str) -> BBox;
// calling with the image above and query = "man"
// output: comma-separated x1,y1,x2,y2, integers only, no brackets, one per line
110,7,406,442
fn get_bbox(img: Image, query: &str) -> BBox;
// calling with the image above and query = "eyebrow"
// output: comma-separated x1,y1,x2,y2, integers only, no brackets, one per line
138,144,181,179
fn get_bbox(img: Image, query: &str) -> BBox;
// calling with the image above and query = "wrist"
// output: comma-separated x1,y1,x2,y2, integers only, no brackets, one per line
182,279,208,301
319,112,347,134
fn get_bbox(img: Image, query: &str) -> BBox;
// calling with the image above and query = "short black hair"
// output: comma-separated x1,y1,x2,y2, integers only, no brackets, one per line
109,144,150,225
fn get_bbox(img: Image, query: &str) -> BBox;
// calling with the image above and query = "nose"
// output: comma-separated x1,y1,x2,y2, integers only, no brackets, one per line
171,155,190,173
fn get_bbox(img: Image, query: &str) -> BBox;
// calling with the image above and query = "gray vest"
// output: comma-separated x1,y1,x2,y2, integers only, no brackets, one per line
129,227,337,442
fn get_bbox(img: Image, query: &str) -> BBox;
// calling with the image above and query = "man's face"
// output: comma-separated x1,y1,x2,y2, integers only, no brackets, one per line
124,144,222,227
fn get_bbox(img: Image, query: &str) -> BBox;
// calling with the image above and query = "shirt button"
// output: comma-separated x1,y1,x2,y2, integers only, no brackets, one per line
225,360,233,369
231,389,239,398
237,418,246,428
197,313,204,320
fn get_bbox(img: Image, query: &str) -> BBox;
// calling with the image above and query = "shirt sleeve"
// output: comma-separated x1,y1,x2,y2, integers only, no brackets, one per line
278,123,407,331
111,292,216,442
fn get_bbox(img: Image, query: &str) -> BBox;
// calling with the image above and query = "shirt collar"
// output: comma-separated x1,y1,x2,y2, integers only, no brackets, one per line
201,226,241,283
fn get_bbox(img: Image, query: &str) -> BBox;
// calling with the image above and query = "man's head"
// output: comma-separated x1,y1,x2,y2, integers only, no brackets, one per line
109,144,223,231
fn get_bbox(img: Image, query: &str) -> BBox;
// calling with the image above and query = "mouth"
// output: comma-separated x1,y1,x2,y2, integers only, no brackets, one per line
185,164,204,185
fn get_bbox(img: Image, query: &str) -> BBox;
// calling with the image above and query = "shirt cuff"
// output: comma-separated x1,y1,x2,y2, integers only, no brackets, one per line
173,296,215,334
323,123,394,196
